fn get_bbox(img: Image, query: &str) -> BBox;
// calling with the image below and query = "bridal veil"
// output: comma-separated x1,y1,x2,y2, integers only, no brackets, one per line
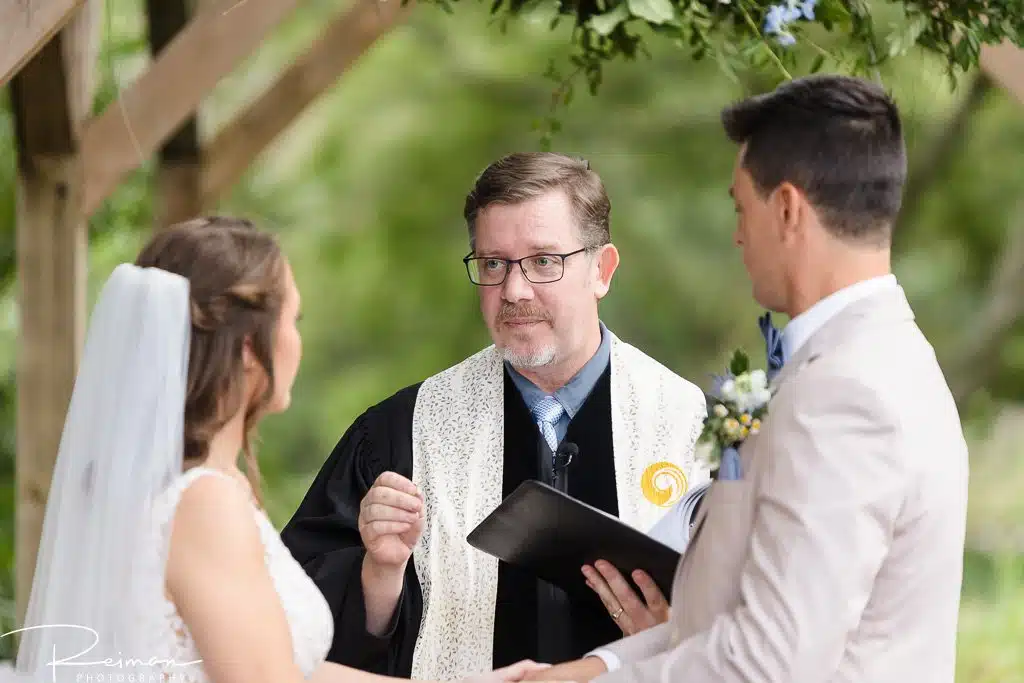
14,263,191,678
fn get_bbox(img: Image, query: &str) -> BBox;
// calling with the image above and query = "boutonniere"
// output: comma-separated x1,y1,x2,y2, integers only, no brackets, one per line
698,349,773,477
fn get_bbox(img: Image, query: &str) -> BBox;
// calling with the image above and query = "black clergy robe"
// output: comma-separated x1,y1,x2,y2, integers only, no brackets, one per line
280,364,625,677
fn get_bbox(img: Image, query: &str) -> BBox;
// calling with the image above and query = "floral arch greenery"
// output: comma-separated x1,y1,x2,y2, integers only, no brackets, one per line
447,0,1024,142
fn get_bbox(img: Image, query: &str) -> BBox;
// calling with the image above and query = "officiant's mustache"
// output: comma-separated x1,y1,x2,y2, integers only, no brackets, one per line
496,304,551,325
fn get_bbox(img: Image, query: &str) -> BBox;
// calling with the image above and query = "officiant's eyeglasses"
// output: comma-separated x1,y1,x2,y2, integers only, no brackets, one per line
463,248,589,286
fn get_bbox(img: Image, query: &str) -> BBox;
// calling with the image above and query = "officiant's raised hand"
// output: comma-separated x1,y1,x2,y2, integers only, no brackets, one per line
582,560,669,636
358,471,425,635
359,471,425,568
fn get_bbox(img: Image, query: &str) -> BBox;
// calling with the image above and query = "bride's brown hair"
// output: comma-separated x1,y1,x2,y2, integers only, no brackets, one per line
134,216,285,505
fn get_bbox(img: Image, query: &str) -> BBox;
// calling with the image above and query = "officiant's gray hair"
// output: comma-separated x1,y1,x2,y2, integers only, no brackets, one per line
464,152,611,251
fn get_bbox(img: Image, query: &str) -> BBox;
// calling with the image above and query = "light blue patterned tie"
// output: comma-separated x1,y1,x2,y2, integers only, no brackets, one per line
531,396,564,452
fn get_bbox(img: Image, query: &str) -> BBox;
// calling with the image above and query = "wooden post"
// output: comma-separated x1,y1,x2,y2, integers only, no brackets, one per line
147,0,202,227
9,0,96,625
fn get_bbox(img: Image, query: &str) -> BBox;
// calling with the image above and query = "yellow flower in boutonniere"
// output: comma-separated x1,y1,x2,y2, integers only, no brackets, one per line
698,349,773,472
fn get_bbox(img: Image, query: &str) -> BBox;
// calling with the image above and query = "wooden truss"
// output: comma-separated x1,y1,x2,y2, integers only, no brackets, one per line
3,0,411,624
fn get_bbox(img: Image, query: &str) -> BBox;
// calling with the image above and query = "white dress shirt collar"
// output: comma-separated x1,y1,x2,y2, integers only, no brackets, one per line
782,274,898,360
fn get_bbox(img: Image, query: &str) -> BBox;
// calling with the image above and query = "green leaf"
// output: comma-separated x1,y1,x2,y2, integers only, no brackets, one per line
729,349,750,376
816,0,852,24
967,28,982,55
810,53,826,73
886,27,908,59
954,36,973,70
907,11,931,39
626,0,675,25
589,3,631,36
888,9,930,57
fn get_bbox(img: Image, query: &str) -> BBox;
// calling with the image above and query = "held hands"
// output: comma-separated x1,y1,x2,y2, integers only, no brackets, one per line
582,560,669,636
519,657,608,682
358,472,425,570
461,660,572,683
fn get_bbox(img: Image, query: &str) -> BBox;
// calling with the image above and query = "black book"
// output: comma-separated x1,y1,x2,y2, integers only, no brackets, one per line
467,480,682,599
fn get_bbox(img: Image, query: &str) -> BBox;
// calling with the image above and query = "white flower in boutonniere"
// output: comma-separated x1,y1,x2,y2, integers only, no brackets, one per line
698,349,773,479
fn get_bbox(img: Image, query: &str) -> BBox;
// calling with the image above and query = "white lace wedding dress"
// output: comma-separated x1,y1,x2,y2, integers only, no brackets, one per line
130,466,334,682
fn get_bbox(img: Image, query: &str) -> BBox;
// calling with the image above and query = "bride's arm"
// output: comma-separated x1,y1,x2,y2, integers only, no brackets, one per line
165,475,558,683
166,474,310,683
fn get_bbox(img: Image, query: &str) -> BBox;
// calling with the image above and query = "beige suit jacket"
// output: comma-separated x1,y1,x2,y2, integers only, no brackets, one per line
595,285,969,683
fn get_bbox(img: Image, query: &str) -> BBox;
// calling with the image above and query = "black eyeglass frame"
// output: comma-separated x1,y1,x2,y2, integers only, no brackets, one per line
462,247,593,286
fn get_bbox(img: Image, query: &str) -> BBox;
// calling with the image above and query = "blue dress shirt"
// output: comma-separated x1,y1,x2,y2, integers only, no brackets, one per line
505,321,612,448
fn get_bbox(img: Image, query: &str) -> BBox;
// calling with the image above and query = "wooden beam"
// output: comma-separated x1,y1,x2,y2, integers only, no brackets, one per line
147,0,203,227
10,1,93,626
201,0,413,206
980,42,1024,106
0,0,84,89
80,0,306,217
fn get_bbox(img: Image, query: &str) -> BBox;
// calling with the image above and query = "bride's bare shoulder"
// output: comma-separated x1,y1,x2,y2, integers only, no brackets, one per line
166,470,263,581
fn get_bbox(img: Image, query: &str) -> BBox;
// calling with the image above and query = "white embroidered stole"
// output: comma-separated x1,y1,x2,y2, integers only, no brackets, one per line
409,334,708,680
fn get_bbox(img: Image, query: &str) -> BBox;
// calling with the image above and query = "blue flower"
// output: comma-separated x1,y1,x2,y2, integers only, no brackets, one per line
762,0,812,46
764,5,787,34
708,372,735,401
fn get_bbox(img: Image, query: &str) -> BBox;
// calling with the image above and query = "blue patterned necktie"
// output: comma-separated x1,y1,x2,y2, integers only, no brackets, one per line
532,396,564,453
758,312,786,380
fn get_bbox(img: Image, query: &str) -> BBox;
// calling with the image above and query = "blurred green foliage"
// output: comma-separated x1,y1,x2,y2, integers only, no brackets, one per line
0,0,1022,676
432,0,1024,144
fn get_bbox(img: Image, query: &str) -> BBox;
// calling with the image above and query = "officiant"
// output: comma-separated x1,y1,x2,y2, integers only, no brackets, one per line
280,152,710,682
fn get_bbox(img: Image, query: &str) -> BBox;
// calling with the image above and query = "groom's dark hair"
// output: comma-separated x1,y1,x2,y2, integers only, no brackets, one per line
722,74,906,244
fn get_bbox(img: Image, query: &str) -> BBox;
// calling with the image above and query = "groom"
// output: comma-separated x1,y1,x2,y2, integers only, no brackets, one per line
531,74,970,683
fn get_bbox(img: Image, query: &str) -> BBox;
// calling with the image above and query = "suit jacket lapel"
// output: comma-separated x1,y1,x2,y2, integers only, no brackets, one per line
684,422,765,548
683,286,914,570
665,284,920,646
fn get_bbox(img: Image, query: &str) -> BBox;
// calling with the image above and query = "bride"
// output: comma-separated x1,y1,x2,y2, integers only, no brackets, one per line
13,217,558,683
